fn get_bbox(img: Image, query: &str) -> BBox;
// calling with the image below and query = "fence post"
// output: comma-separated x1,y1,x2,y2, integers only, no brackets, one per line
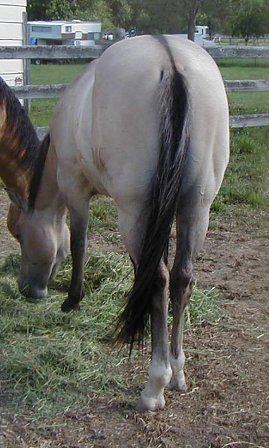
22,12,31,114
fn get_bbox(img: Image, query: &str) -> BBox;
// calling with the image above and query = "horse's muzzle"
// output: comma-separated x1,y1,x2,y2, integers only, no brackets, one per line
19,281,48,299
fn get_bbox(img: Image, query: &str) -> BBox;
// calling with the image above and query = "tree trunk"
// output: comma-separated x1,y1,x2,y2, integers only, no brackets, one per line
187,15,196,41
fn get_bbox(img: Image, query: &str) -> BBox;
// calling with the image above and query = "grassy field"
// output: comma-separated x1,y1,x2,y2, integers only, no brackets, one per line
0,59,268,424
212,126,269,215
217,58,269,115
30,63,86,127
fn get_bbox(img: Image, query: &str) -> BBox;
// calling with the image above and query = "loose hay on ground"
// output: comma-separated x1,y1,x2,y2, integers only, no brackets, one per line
0,250,221,420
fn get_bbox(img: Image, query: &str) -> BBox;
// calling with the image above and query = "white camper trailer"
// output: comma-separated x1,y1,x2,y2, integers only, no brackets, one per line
0,0,27,86
28,20,102,47
195,26,210,39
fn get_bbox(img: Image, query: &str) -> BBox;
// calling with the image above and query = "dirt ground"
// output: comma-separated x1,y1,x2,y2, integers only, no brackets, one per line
0,189,268,448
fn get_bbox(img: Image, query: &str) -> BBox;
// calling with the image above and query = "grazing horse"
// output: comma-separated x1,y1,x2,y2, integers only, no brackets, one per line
0,76,70,294
9,36,229,411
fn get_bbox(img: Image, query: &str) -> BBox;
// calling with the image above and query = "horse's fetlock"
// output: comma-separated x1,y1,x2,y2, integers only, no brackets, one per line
170,351,185,373
149,362,172,388
169,352,187,391
137,391,166,412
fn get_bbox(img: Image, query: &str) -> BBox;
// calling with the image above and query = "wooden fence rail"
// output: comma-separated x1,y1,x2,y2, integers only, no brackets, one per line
0,45,102,60
0,45,269,60
11,79,269,100
224,79,269,92
230,114,269,128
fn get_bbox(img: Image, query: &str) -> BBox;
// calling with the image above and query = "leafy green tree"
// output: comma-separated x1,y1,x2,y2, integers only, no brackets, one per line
107,0,132,28
27,0,48,19
126,1,186,35
200,0,234,36
46,0,76,20
29,0,269,40
27,0,76,20
75,0,114,30
132,0,205,40
231,0,269,44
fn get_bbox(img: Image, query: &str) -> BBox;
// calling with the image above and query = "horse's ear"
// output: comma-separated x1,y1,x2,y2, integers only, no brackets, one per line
5,188,28,213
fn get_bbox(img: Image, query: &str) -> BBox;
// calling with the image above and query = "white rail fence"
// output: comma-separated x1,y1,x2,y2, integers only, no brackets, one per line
0,45,268,132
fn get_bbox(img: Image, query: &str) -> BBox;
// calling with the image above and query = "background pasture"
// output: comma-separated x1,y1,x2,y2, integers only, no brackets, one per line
0,59,268,447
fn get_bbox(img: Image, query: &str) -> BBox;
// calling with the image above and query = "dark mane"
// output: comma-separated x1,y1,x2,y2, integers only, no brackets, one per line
0,77,40,172
28,133,50,211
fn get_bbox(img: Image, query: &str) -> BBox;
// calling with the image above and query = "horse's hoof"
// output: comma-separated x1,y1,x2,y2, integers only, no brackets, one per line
61,300,80,313
137,393,165,412
169,379,188,392
169,374,187,392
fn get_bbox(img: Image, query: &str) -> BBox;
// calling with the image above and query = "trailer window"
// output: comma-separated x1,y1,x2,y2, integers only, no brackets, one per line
32,26,52,33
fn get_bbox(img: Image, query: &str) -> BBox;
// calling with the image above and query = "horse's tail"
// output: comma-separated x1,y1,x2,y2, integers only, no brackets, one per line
28,133,51,211
117,43,190,351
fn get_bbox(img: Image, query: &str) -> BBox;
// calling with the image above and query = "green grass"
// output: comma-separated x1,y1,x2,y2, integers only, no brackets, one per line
31,63,86,85
0,251,132,418
29,98,58,127
211,126,269,215
227,91,269,115
217,58,269,79
217,58,269,115
30,63,86,127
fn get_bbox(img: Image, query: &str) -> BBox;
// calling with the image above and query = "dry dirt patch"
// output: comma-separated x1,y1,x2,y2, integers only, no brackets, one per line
0,188,268,448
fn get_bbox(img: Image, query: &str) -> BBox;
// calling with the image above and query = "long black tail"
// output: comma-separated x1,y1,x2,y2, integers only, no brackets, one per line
116,40,190,351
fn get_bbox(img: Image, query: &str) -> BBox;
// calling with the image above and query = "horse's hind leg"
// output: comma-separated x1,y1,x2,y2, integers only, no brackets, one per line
138,259,172,411
118,206,172,411
169,202,211,391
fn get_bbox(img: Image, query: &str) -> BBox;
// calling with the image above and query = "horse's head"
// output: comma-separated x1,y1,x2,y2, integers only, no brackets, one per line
7,196,70,299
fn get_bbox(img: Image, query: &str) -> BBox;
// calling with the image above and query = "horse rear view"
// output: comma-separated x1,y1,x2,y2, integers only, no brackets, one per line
18,35,229,411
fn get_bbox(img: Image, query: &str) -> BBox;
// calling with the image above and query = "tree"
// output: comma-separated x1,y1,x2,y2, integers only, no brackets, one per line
27,0,76,20
200,0,235,36
231,0,269,44
27,0,48,20
46,0,77,20
180,0,203,41
75,0,114,30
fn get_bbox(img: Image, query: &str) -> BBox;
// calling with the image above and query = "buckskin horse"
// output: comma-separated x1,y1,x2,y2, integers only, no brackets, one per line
0,76,70,289
7,36,229,411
